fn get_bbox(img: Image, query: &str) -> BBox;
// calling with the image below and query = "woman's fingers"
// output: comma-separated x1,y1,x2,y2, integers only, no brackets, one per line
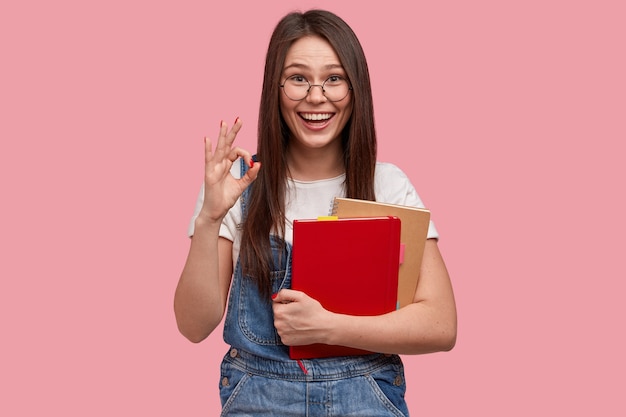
204,136,214,163
203,117,260,198
215,118,242,155
228,117,243,139
205,118,246,163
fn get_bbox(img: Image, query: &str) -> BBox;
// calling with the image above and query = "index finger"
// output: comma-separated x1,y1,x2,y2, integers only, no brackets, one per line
220,117,243,148
272,289,302,304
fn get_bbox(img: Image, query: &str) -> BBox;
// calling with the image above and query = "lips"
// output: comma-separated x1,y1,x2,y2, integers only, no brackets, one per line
299,112,334,123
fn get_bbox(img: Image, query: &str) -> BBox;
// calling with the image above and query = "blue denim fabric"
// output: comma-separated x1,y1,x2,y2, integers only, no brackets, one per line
217,158,409,416
219,348,409,416
222,235,292,360
221,157,292,360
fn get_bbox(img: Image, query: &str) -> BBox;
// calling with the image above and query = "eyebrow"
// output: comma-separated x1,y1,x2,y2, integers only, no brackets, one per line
282,63,345,71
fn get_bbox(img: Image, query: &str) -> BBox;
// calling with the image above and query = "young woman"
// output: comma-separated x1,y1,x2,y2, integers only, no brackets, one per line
174,9,457,416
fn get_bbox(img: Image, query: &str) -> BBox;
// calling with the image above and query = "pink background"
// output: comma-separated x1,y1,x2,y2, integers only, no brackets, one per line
1,0,624,415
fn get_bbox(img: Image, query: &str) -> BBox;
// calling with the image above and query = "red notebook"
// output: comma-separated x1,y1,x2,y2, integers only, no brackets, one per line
290,216,401,359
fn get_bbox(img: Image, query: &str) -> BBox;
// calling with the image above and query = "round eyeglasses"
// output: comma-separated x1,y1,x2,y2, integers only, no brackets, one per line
280,75,352,102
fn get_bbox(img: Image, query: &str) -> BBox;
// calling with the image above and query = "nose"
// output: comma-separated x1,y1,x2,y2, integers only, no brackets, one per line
305,84,327,103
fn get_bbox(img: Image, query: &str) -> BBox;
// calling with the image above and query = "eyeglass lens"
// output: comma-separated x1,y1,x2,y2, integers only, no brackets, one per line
281,76,350,102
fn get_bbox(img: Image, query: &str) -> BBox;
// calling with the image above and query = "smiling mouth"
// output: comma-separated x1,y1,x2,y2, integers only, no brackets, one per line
299,113,334,123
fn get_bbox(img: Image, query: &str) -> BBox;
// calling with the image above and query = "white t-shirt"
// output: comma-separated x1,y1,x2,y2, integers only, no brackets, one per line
188,161,439,267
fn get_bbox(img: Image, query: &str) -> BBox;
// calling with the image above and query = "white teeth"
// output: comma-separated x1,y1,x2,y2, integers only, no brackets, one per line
301,113,332,121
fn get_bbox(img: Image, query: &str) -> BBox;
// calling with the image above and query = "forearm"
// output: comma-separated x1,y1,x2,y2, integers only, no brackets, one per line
326,301,457,355
174,217,230,343
273,240,457,354
325,239,456,354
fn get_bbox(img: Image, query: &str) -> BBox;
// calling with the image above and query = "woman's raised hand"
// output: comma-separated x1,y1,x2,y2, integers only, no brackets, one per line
199,118,261,223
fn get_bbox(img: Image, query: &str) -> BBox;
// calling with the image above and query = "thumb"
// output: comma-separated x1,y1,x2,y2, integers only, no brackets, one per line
271,289,299,304
241,160,261,186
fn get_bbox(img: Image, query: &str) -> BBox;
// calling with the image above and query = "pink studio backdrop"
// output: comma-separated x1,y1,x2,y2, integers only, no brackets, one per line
1,0,624,415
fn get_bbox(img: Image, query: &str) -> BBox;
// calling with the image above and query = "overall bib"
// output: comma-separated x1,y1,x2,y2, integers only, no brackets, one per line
217,159,410,416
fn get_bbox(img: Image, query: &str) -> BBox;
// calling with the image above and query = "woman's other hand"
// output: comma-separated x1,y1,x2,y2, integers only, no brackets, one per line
271,289,333,346
199,118,261,223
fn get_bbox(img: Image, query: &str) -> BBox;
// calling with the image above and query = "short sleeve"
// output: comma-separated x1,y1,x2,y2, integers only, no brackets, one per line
374,162,440,240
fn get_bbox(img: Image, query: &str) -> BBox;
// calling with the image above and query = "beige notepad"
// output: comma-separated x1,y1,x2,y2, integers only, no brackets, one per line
332,197,430,308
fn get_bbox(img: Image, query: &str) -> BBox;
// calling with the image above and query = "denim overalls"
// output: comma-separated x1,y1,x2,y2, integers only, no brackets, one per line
217,159,410,416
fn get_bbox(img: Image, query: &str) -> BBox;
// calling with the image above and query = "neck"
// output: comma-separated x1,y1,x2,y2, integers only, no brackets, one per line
286,143,344,181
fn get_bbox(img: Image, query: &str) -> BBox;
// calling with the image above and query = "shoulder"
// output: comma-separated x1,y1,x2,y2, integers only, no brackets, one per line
374,162,425,208
374,162,411,196
374,161,412,180
374,162,440,239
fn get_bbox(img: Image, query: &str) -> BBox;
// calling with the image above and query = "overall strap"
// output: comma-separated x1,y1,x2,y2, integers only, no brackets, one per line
239,155,256,219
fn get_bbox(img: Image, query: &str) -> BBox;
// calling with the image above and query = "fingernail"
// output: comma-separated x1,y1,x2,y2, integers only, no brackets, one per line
249,159,254,168
234,117,239,124
271,293,278,300
219,120,223,128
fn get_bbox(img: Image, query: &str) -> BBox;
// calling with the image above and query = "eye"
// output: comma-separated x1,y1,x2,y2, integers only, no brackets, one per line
325,75,347,86
286,75,308,85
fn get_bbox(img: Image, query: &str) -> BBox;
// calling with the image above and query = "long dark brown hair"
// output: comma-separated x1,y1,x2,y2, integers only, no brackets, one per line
240,9,378,297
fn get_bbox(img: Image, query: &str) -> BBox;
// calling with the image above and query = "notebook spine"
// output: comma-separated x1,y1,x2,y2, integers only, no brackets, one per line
330,198,339,216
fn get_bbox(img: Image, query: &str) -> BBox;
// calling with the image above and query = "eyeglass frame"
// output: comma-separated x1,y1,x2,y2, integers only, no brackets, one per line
279,75,353,102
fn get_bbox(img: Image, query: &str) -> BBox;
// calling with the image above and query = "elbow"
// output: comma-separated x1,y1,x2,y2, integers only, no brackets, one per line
405,321,457,354
183,332,208,344
174,309,216,344
418,316,456,353
174,300,222,344
421,329,455,354
437,319,457,352
177,323,211,344
440,330,456,352
434,302,457,352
